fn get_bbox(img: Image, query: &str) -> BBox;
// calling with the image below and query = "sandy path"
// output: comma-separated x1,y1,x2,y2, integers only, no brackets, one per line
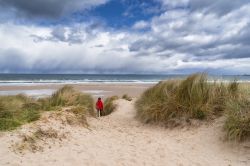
0,99,249,166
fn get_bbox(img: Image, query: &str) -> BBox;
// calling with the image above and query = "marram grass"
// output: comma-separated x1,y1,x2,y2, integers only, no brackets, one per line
224,95,250,141
135,73,244,127
122,94,132,101
0,85,94,131
0,94,40,131
102,96,119,116
47,85,94,116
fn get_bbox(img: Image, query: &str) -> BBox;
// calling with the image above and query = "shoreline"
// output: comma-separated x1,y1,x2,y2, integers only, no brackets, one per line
1,82,249,99
0,83,154,99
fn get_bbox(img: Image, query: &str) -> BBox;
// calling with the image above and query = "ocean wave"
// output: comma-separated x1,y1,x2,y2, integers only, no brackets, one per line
0,79,159,86
0,74,250,86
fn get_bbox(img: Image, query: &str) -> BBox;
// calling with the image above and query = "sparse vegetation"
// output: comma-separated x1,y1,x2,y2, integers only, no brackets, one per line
0,85,94,131
135,73,247,128
224,95,250,141
122,94,132,101
14,127,65,153
102,96,119,116
66,106,88,126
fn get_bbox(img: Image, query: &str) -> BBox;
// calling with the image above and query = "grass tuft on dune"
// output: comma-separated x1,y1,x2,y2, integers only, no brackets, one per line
67,106,89,126
14,127,64,153
224,94,250,141
47,85,94,116
0,85,94,131
135,74,247,127
102,96,119,116
122,94,132,101
0,94,40,131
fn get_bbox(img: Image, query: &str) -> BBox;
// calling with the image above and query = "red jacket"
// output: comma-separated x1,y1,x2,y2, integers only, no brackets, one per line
96,100,103,110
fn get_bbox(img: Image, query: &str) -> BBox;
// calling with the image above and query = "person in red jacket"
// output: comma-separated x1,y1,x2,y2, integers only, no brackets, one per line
96,97,104,117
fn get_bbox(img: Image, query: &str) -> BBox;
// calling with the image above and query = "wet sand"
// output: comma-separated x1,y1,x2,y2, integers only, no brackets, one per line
0,83,154,99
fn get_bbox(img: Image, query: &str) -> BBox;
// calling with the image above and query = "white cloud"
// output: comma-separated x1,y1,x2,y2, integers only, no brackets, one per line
132,21,149,30
0,0,250,74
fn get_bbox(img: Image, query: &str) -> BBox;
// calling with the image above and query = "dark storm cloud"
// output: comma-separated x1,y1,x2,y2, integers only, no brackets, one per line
0,0,65,18
0,0,108,19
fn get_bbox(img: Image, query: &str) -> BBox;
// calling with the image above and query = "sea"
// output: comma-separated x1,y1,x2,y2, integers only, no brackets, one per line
0,74,250,86
0,74,249,97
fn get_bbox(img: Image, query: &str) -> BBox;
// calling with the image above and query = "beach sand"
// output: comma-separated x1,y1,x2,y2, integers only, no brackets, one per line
0,84,249,166
0,83,153,99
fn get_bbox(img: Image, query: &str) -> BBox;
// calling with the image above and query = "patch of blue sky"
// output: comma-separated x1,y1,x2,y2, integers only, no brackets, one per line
88,0,163,28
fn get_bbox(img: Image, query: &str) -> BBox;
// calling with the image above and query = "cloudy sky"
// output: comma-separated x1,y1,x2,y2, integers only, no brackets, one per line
0,0,249,74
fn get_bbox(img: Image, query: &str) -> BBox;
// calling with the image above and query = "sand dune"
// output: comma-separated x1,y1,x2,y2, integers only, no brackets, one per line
0,99,249,166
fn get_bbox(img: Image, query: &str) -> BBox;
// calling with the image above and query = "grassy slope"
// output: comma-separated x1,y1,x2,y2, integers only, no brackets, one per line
224,85,250,141
135,73,250,141
0,86,94,131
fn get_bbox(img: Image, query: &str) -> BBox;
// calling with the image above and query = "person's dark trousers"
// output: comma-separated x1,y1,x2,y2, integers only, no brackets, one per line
97,109,103,117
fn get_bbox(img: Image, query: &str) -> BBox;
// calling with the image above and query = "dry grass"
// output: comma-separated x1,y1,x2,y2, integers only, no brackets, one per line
12,106,90,153
0,94,41,131
135,73,241,127
66,106,88,126
0,85,94,131
136,73,250,141
224,90,250,141
14,127,66,153
46,85,94,116
102,96,119,116
122,94,132,101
